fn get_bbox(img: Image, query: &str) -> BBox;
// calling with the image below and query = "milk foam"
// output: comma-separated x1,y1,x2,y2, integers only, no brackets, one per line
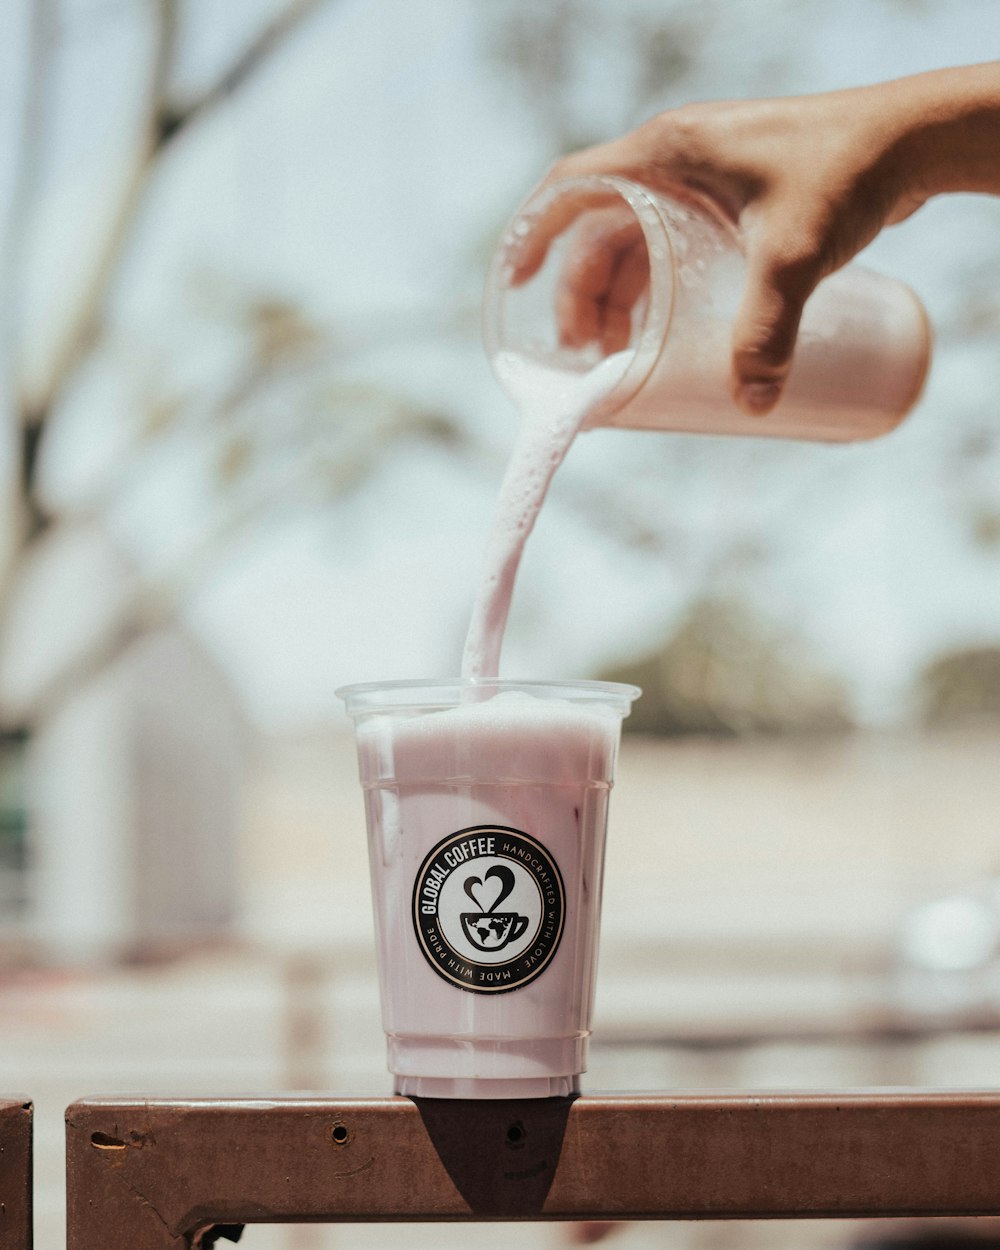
356,689,621,786
461,351,632,680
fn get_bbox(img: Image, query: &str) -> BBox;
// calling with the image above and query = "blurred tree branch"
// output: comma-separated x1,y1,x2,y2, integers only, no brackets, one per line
14,0,329,537
155,0,325,146
20,365,460,726
1,0,56,553
0,0,333,725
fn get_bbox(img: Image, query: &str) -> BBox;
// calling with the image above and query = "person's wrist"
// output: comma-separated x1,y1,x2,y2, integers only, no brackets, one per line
879,64,1000,199
847,78,939,213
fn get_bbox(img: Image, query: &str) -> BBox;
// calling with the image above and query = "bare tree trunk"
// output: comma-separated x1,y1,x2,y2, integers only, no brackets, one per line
0,0,331,721
11,0,329,516
1,0,57,556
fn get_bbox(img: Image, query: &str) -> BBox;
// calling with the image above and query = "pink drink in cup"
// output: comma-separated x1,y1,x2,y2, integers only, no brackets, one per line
338,679,638,1099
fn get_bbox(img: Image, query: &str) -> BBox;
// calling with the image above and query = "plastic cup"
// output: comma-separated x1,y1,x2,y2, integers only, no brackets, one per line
483,175,932,443
338,678,639,1099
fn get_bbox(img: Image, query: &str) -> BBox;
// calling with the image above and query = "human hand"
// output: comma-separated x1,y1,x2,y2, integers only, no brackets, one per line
509,86,927,415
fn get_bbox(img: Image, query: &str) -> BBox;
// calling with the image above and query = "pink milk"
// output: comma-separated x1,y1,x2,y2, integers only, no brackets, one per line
462,350,631,681
340,273,640,1100
339,680,637,1099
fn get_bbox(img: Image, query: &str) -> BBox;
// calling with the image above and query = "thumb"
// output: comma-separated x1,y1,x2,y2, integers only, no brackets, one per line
506,135,647,284
731,243,819,416
507,183,618,285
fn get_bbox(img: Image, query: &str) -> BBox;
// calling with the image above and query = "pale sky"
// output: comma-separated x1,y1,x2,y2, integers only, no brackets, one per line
4,0,1000,730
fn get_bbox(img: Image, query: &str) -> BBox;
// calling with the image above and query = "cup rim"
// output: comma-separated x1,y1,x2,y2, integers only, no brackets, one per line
482,172,679,420
336,676,641,714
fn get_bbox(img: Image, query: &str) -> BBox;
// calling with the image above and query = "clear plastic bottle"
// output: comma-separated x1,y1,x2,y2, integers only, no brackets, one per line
482,175,932,443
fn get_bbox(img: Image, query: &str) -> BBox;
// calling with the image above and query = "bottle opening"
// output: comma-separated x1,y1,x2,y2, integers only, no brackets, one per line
482,175,677,424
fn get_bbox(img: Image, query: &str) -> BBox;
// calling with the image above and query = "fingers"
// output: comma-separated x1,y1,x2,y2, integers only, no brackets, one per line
554,209,647,352
504,111,709,288
505,135,642,284
507,185,620,286
731,233,820,415
599,233,648,353
554,215,620,349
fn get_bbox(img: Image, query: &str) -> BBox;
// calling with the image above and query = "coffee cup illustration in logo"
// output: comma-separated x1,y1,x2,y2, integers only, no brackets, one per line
459,865,530,952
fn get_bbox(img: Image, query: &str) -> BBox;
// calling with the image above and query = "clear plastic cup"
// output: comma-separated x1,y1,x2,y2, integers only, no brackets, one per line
483,175,932,443
338,678,639,1099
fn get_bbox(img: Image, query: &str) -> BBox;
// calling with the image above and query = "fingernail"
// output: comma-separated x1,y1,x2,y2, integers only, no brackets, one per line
738,381,782,415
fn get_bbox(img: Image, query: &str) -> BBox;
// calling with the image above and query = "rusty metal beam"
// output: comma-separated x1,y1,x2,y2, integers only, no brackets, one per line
65,1091,1000,1247
0,1098,32,1250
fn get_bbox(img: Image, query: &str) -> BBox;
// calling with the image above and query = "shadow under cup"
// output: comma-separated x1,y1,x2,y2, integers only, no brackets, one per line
337,678,639,1099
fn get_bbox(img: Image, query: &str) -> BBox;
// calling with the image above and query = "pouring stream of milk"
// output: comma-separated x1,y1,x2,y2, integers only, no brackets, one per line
462,351,632,680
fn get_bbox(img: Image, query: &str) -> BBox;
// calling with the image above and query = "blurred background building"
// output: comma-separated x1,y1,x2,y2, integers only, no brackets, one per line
3,0,1000,1247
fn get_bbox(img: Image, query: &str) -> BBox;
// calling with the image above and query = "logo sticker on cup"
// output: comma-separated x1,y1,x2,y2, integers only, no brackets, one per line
412,825,565,994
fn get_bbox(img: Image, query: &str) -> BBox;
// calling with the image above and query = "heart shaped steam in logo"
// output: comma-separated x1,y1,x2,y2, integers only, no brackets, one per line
463,864,515,914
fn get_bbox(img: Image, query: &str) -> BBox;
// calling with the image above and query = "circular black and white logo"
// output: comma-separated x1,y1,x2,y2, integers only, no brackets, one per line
412,825,565,994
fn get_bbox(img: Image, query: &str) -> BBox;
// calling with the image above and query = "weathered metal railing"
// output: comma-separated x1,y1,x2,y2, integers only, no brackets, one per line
0,1098,32,1250
65,1091,1000,1247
